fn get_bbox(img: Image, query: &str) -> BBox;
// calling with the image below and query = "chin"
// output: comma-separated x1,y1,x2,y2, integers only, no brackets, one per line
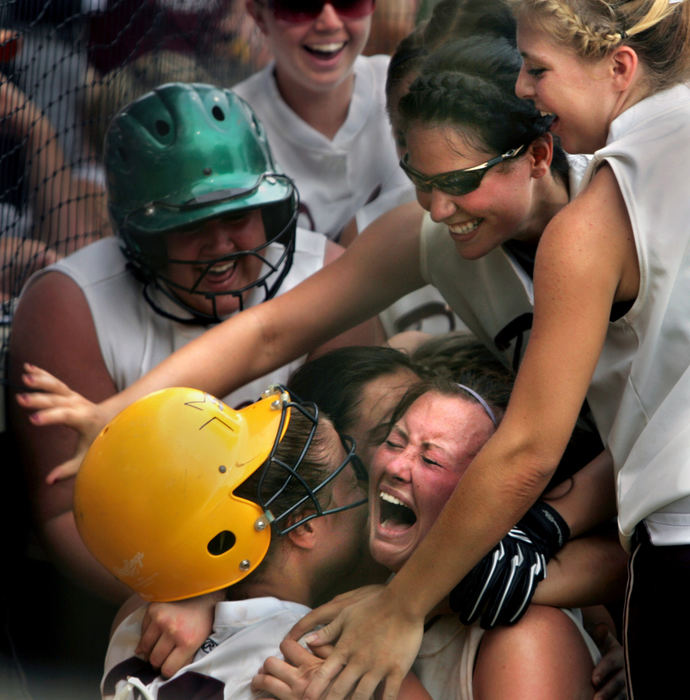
455,244,489,262
213,300,242,318
369,540,407,574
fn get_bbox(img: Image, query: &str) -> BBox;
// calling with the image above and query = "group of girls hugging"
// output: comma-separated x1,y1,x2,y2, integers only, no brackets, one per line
13,0,690,698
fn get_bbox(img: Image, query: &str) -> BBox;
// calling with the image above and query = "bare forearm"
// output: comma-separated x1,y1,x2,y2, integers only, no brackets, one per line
532,532,627,608
26,121,108,248
543,449,616,537
43,512,131,603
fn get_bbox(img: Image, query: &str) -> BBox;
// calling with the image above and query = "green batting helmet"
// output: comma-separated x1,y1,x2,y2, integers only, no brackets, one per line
104,82,297,322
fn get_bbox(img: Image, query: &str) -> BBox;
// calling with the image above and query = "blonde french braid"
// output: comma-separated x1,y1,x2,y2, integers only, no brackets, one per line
510,0,690,86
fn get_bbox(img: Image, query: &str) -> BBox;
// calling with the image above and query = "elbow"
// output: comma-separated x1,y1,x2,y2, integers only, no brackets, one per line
495,435,562,503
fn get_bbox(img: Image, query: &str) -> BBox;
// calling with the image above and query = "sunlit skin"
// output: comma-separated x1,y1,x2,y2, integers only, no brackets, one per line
514,17,621,155
248,1,372,107
405,124,564,261
368,391,495,573
164,209,266,318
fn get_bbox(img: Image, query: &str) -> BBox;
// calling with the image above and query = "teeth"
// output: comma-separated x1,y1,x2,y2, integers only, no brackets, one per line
449,219,481,235
208,261,235,275
309,42,345,52
380,491,406,507
379,491,417,528
541,111,555,118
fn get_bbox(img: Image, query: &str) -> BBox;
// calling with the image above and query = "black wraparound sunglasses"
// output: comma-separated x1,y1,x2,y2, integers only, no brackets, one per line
399,144,526,196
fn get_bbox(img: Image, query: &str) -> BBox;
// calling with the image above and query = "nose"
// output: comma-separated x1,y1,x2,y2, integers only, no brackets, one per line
514,63,532,100
383,449,412,483
314,3,345,30
424,188,457,224
199,219,237,254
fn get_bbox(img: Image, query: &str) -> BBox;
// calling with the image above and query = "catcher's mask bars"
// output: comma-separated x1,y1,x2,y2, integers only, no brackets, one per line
260,386,368,535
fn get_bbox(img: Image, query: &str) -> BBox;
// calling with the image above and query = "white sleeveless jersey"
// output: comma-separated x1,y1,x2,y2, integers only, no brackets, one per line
33,229,327,408
580,84,690,546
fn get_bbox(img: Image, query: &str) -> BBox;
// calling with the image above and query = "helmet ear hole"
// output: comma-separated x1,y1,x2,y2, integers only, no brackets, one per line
211,105,225,122
155,119,171,137
207,530,237,556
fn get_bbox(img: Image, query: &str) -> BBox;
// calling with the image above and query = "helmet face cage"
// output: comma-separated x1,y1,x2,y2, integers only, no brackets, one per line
106,83,299,324
258,385,369,536
134,190,298,324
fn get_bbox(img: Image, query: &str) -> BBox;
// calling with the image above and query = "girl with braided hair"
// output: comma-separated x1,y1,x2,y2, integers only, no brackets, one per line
505,2,690,695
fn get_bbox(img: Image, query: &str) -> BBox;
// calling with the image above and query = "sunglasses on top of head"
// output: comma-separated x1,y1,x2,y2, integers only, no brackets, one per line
267,0,376,23
399,144,526,197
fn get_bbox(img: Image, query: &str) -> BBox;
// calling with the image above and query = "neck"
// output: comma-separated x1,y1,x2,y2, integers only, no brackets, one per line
311,551,390,608
610,75,655,123
227,539,389,608
273,66,355,140
519,169,570,245
595,65,655,150
229,546,314,607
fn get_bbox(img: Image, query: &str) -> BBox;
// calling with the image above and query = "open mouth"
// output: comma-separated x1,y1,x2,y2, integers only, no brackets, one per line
540,111,559,130
379,491,416,530
202,260,237,282
303,41,346,60
449,219,482,237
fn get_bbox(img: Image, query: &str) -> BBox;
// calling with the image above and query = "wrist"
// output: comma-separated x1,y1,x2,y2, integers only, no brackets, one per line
519,500,570,559
386,570,436,621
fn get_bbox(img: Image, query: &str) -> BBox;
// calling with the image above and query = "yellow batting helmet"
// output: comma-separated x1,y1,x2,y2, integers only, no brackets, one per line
74,386,290,602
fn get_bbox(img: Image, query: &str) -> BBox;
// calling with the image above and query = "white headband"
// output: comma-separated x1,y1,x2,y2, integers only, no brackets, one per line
456,384,498,427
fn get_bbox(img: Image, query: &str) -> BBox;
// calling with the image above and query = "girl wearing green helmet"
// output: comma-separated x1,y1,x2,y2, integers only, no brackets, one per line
7,82,381,608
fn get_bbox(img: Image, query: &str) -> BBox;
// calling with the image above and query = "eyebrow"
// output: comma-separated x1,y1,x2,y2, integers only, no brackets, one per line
421,440,451,459
519,48,551,65
393,424,450,458
389,424,407,441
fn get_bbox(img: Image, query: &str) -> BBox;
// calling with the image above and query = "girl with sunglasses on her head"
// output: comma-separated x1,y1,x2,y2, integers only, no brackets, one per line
232,0,414,244
234,0,450,335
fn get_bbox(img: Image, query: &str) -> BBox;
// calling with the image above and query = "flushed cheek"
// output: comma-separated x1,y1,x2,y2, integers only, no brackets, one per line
416,481,458,531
